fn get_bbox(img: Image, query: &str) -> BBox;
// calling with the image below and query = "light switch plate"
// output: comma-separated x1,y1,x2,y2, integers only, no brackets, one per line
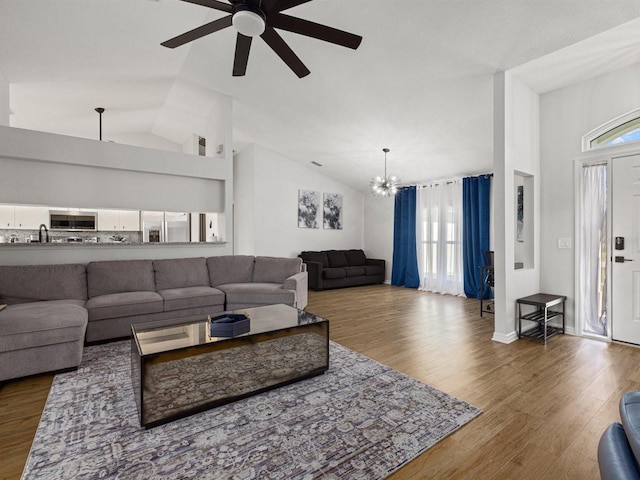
558,238,572,249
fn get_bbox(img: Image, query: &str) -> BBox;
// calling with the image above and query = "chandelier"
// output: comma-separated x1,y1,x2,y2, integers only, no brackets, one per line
370,148,400,197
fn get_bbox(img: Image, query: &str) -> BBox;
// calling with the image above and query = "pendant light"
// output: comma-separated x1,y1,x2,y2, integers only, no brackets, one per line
95,107,105,141
370,148,400,197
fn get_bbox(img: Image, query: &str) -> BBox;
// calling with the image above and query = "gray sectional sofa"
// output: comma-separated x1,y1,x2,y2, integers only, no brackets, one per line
299,249,385,291
0,255,307,382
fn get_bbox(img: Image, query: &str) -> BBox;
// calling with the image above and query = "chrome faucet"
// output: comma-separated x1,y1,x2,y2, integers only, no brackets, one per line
39,224,49,243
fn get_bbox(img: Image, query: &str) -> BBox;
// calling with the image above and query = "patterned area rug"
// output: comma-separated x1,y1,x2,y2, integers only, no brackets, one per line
22,341,481,479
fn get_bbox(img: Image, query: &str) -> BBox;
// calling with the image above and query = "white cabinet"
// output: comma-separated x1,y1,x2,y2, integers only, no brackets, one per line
119,210,140,231
14,206,49,229
0,205,49,229
0,205,14,228
98,209,140,231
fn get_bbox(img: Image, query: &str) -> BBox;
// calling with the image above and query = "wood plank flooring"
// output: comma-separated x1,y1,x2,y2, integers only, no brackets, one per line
1,284,636,479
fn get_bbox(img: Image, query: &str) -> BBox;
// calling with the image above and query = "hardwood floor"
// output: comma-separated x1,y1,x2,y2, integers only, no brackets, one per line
1,284,635,479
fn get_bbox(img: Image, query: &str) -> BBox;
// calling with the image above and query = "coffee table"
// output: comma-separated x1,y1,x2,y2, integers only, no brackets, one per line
130,303,329,428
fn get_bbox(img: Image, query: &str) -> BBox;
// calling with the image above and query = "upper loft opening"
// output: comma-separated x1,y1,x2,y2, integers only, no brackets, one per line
584,108,640,151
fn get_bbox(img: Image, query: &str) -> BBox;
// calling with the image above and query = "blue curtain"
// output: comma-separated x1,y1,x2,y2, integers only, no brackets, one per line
391,186,420,288
462,176,492,299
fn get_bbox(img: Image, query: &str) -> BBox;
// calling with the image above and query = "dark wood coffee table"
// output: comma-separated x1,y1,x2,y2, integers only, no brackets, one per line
131,304,329,428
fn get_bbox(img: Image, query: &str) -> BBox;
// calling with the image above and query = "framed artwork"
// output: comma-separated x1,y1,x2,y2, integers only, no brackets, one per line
323,193,343,230
298,189,321,228
517,185,524,242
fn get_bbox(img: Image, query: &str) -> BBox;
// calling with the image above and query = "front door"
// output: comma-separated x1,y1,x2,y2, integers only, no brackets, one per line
612,154,640,344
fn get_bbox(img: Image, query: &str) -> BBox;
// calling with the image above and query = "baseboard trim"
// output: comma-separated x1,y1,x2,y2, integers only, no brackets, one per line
492,331,519,344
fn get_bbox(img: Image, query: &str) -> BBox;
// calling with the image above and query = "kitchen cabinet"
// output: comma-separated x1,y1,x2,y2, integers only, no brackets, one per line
98,209,140,231
0,205,14,228
14,206,49,229
0,206,49,229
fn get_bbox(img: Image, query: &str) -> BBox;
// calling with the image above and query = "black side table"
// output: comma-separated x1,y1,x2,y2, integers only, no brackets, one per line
517,293,567,345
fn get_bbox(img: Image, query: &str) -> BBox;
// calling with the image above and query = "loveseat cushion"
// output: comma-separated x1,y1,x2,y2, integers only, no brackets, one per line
159,286,225,312
0,300,87,352
300,251,329,267
218,283,295,306
86,291,163,321
153,257,210,291
207,256,255,287
87,260,156,297
620,391,640,464
344,266,366,277
327,251,348,268
253,256,302,284
323,268,347,279
345,249,367,266
0,264,87,304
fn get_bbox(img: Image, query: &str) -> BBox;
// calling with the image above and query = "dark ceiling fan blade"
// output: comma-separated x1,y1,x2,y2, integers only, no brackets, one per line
262,0,312,15
161,15,233,48
269,13,362,49
178,0,232,13
260,26,310,78
233,34,253,76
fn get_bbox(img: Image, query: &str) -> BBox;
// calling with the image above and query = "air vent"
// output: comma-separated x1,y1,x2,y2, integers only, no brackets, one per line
311,161,323,167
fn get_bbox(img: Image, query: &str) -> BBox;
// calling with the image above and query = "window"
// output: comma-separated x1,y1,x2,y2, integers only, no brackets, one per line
590,117,640,148
584,108,640,150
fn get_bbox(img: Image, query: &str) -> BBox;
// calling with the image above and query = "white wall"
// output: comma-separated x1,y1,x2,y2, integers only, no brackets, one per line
234,144,365,258
364,194,394,283
0,70,8,126
539,62,640,334
493,71,541,343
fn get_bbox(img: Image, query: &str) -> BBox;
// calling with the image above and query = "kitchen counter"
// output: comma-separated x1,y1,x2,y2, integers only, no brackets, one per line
0,241,227,247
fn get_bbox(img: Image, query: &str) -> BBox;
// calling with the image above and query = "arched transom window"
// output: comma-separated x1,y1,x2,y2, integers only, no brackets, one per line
585,108,640,150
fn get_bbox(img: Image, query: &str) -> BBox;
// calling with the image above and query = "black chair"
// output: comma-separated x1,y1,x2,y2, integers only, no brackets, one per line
480,250,494,316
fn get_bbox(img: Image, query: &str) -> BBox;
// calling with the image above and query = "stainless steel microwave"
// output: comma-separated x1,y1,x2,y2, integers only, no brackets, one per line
49,210,97,231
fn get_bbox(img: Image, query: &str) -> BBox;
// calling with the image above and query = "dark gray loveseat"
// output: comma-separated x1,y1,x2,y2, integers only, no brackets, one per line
299,249,385,291
599,391,640,479
0,255,307,382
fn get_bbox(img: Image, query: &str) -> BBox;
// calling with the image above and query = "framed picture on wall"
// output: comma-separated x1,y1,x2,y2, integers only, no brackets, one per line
517,185,524,242
323,193,343,230
298,189,321,228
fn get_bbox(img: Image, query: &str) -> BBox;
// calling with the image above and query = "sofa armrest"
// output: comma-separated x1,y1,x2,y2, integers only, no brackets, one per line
598,423,640,480
302,261,323,291
365,258,386,269
284,271,308,310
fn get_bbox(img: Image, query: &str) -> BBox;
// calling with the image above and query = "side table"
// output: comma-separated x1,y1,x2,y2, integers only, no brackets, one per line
517,293,566,345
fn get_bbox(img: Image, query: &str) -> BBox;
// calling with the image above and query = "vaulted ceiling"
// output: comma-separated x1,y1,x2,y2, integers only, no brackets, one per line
1,0,640,191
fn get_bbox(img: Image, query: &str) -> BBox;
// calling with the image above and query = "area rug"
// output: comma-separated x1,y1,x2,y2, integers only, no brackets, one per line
22,341,481,480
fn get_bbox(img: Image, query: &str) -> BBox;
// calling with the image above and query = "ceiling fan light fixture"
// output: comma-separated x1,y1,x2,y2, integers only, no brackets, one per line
232,6,266,37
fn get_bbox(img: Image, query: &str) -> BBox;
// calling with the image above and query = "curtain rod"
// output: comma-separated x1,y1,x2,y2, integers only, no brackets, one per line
412,172,493,189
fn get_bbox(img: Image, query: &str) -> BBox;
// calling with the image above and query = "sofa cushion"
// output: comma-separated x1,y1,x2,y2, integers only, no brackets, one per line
218,283,296,306
87,260,156,298
344,266,366,277
345,249,367,266
153,257,210,291
86,291,164,321
0,300,87,352
323,268,347,279
0,264,87,304
207,256,255,287
620,391,640,464
158,286,225,312
253,256,302,284
327,251,348,268
300,251,329,267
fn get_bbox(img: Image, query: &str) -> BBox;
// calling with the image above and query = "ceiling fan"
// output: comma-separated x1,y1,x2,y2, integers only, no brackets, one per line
161,0,362,78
